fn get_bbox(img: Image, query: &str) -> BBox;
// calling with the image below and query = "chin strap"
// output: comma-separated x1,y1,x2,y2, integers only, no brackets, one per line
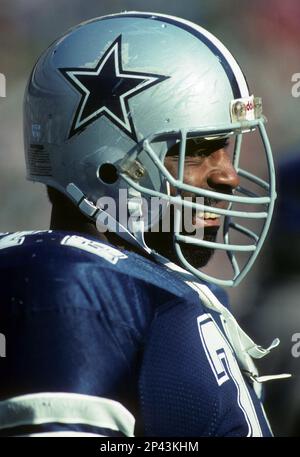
126,187,149,250
156,256,291,399
66,183,151,254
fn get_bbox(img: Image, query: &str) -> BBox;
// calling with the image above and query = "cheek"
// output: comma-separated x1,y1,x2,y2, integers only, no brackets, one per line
164,160,178,179
164,159,207,193
183,163,206,187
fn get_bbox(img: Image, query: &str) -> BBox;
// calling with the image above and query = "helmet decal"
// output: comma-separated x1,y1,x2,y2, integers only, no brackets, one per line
59,35,169,141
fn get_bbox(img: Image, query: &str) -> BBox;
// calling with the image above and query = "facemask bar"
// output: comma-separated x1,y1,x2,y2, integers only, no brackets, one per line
119,117,276,287
221,123,276,285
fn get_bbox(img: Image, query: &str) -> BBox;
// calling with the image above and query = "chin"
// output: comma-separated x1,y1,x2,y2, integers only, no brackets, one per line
144,228,217,269
179,226,217,268
178,242,214,269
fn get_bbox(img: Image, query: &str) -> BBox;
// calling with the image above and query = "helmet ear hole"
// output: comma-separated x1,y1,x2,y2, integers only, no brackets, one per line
98,163,118,184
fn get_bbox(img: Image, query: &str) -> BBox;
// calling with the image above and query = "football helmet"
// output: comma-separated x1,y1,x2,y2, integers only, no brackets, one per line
24,12,276,286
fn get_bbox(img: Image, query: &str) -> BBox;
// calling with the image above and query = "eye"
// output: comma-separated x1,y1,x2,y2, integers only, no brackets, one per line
165,138,230,159
185,138,230,157
185,148,211,158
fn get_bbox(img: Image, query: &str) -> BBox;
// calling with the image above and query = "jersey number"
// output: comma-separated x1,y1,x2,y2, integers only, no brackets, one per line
197,313,263,437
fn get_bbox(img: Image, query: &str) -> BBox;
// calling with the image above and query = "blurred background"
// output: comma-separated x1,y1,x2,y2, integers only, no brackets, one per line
1,0,300,436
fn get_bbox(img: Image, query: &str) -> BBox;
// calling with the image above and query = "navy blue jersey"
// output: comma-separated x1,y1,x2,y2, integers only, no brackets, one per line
0,230,272,436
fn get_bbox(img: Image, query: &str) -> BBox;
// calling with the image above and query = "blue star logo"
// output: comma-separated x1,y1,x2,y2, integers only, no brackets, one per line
59,35,169,141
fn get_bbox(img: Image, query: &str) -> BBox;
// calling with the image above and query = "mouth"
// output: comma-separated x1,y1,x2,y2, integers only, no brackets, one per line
181,195,228,233
192,196,225,229
192,211,221,228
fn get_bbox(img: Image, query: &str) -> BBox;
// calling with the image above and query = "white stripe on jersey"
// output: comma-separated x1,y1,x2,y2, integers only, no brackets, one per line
18,431,107,437
0,392,135,437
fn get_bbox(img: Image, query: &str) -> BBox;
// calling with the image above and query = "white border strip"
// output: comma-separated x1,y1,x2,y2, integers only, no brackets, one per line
0,392,135,437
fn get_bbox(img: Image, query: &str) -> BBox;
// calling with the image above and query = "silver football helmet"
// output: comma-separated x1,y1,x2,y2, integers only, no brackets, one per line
24,12,276,287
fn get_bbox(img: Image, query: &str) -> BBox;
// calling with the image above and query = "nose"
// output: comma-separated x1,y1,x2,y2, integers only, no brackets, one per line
206,149,239,193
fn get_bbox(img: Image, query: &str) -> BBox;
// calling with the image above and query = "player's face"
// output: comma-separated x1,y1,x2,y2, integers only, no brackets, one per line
145,138,239,267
